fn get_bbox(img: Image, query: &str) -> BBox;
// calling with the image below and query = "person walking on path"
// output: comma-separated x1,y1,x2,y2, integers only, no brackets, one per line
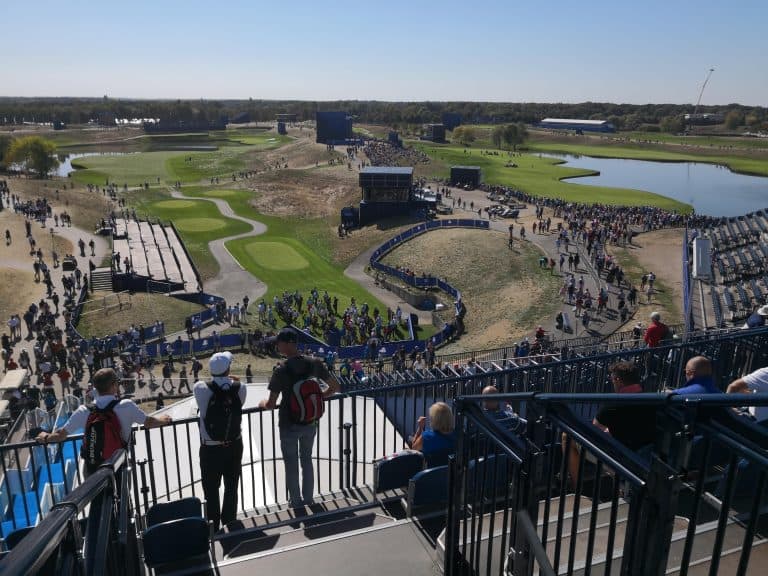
193,352,246,531
259,328,340,508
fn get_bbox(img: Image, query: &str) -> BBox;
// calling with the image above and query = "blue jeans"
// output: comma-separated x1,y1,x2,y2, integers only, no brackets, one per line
280,423,317,506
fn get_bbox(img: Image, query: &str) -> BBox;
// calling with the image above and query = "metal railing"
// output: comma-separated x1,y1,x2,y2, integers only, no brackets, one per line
0,329,768,536
446,393,768,576
0,450,138,576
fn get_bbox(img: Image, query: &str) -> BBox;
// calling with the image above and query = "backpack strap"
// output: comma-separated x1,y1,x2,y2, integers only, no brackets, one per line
88,399,120,413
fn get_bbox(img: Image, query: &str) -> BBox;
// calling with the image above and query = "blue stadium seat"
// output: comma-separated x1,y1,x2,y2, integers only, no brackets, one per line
406,465,449,516
146,497,203,528
4,526,34,550
12,492,39,527
143,518,209,568
374,450,424,493
467,454,511,497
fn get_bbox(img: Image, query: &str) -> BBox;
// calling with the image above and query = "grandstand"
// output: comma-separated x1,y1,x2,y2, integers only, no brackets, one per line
693,210,768,328
538,118,616,133
2,328,767,574
111,217,199,292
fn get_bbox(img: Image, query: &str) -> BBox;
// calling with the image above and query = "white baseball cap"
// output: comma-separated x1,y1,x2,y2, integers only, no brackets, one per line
209,352,233,376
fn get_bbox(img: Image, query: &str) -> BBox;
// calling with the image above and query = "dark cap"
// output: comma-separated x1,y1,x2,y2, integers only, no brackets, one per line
267,328,298,345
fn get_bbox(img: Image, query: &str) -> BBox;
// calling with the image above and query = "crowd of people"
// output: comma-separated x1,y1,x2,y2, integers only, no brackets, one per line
362,141,430,167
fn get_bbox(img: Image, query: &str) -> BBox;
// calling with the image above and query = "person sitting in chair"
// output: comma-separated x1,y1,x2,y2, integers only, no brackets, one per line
563,361,656,488
411,402,456,468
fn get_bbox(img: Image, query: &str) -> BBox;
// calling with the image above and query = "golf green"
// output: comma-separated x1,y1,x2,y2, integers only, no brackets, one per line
244,241,309,270
154,199,198,209
174,218,228,232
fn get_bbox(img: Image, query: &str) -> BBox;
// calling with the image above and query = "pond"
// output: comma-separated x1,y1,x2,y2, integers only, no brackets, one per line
548,154,768,217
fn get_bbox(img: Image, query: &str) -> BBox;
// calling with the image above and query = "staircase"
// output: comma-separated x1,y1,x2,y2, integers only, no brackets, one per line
437,495,768,575
169,490,440,575
89,267,113,291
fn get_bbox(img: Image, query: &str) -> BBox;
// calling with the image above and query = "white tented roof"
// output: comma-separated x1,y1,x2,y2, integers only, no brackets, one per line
541,118,609,125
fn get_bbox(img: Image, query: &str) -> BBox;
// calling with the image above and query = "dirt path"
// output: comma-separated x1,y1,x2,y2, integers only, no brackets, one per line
1,197,111,397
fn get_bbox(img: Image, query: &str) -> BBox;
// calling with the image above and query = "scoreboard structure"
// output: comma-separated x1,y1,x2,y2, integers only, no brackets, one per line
316,111,353,144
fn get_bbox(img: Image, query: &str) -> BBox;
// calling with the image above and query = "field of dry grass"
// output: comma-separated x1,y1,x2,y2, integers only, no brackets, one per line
76,291,206,338
381,229,562,351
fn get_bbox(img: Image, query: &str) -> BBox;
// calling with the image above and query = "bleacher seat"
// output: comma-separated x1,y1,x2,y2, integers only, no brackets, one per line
406,465,449,516
374,450,424,493
145,497,203,527
467,454,511,495
143,497,208,568
143,518,209,567
4,526,34,549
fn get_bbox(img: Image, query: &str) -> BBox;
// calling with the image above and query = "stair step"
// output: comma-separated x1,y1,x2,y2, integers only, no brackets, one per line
674,538,768,576
215,509,394,559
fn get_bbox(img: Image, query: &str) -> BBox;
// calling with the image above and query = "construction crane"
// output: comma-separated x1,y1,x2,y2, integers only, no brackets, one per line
685,68,715,134
693,67,716,117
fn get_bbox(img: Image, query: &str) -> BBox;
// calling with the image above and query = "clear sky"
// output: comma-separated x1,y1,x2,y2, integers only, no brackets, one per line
2,0,765,105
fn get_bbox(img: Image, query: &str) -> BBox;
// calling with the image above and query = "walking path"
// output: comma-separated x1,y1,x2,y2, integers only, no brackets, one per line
2,205,111,392
167,187,267,306
441,185,637,340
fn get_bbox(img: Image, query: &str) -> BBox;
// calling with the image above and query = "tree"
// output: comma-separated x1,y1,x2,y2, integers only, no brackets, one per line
502,122,529,150
659,115,684,134
724,109,744,130
0,134,12,169
491,125,504,149
453,126,476,145
6,136,59,177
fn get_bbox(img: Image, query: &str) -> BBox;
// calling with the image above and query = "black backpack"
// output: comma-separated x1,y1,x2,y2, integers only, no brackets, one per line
203,382,242,442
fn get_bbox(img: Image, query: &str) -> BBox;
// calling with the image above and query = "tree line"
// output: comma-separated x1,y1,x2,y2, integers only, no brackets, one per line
1,97,765,131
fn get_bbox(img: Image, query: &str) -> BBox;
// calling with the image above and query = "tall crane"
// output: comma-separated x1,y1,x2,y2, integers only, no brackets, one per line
692,67,715,118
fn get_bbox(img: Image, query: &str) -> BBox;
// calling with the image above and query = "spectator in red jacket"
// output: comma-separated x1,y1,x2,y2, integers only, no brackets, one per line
643,311,669,347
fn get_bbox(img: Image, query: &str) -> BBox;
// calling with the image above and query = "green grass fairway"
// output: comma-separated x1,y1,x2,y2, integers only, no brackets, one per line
223,131,292,148
71,151,181,186
526,141,768,178
154,199,197,209
69,133,292,186
174,217,228,232
414,143,691,211
174,186,389,315
244,241,309,270
622,131,768,150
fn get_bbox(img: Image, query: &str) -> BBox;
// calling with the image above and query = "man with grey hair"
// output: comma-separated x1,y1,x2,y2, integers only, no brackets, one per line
643,311,669,348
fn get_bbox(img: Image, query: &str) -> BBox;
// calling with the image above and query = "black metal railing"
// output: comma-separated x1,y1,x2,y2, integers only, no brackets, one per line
1,326,765,537
446,393,768,576
0,450,138,576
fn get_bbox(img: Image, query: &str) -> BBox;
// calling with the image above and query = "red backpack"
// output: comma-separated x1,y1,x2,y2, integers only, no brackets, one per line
81,399,125,473
289,377,325,424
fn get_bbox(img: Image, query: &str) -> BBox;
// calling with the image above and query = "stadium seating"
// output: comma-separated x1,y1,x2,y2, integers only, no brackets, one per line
142,497,209,568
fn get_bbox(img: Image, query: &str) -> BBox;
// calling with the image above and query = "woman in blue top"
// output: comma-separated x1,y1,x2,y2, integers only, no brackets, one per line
412,402,456,467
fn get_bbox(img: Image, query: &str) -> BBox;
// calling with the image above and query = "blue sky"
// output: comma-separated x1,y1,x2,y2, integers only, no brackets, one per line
2,0,765,105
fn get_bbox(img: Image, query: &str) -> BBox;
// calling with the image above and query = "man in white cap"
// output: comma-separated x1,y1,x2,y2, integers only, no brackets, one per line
193,351,246,531
742,305,768,329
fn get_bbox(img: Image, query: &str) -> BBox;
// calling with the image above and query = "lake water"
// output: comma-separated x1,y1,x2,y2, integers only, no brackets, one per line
548,154,768,217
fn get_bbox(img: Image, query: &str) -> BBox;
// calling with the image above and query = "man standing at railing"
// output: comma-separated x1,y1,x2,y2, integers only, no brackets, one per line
259,328,340,509
643,312,670,347
35,368,172,475
194,351,246,532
